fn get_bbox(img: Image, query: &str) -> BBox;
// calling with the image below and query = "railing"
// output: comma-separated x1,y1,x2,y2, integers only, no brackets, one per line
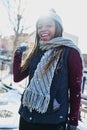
80,69,87,113
81,94,87,113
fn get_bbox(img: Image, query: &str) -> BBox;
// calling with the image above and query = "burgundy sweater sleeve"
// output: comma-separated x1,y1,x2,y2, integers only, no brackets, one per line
68,48,83,126
13,51,29,82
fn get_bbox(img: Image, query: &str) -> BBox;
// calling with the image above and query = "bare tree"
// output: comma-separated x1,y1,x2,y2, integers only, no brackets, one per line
0,0,32,74
1,0,31,52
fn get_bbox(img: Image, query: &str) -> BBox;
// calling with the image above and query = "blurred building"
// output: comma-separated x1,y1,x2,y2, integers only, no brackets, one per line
63,32,78,45
63,32,87,68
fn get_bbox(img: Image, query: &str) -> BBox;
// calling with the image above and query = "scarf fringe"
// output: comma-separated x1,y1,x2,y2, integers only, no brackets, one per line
22,89,50,113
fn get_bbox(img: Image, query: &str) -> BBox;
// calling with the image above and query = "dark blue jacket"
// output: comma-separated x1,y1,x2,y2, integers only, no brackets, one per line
19,47,70,124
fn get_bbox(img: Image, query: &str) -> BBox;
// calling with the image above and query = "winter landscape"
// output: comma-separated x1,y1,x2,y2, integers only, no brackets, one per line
0,1,87,129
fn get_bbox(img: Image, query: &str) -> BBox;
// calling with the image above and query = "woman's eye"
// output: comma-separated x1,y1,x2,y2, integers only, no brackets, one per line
38,25,42,30
38,24,53,30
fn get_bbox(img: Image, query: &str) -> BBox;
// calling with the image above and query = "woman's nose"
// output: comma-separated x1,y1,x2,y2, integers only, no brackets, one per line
41,26,47,31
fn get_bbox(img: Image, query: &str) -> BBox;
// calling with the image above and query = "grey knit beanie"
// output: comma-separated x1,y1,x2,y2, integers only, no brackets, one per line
37,8,63,30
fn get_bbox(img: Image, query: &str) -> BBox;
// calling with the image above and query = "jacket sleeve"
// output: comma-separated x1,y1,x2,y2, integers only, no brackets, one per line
68,48,83,126
13,51,29,82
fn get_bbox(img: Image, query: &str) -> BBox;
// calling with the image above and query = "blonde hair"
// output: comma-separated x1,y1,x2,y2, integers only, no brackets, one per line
21,40,38,72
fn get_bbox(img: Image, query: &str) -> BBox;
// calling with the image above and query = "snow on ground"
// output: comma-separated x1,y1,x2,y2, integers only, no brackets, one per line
0,82,21,129
78,121,87,130
0,67,27,129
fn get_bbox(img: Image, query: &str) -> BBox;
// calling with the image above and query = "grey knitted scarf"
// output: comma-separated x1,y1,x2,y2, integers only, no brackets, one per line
22,37,83,113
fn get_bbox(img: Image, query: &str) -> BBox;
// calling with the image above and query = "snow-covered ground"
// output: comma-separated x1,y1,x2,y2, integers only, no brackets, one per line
0,82,21,129
0,65,28,130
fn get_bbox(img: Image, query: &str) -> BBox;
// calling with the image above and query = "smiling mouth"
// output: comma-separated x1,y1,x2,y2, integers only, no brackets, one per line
41,33,49,37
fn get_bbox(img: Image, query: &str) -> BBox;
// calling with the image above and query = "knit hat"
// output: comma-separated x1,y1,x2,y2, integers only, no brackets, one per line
37,8,63,30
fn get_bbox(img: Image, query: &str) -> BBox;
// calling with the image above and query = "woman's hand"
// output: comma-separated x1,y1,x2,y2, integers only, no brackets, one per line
16,43,29,53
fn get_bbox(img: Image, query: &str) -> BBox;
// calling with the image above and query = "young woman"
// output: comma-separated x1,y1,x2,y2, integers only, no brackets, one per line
13,9,83,130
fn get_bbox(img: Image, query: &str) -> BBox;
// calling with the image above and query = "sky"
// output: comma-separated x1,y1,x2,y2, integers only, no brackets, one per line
0,0,87,53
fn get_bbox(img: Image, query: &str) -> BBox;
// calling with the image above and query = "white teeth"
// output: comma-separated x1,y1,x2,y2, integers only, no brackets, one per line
41,34,48,36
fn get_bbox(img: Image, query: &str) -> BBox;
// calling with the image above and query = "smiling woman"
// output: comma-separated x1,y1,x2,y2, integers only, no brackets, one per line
13,7,83,130
0,0,86,129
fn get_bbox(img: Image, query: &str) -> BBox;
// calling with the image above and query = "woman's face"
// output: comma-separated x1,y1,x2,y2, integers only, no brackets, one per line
37,17,56,41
